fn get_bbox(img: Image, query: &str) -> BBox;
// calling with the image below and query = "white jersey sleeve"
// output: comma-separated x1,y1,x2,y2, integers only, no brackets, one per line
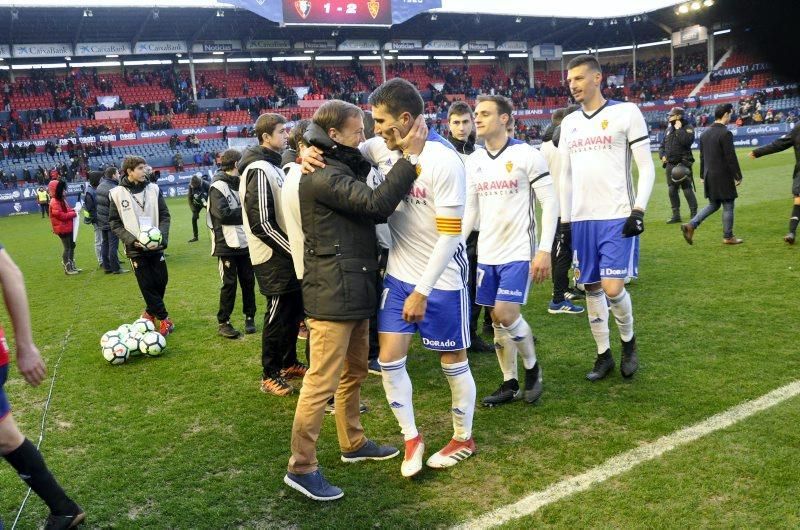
526,147,558,252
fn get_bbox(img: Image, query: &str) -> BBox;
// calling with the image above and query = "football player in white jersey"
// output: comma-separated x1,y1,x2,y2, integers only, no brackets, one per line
558,55,656,381
463,95,558,407
364,79,477,477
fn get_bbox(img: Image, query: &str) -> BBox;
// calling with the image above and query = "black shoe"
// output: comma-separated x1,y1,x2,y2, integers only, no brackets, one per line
468,333,493,353
244,317,257,334
45,504,85,530
218,321,242,339
325,398,368,415
188,237,198,243
523,363,543,404
665,217,682,224
586,350,615,382
564,288,586,301
620,336,639,379
368,358,382,375
481,379,520,407
482,321,494,336
784,232,796,245
112,268,130,274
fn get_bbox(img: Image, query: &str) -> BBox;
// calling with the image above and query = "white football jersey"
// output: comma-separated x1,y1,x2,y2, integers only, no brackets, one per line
466,139,553,264
559,100,650,222
360,131,468,291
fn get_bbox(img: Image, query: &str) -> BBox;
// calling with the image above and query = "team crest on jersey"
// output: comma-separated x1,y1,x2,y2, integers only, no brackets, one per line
367,0,380,19
601,119,609,130
415,164,422,176
505,161,513,173
295,0,311,19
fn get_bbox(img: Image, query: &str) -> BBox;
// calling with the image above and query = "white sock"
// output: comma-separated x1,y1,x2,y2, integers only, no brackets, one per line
608,289,634,342
586,289,611,354
493,324,518,381
504,316,537,370
379,357,418,440
441,360,476,442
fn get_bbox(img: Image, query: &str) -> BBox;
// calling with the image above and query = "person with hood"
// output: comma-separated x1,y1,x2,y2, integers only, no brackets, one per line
208,149,257,339
108,156,174,336
539,106,584,315
48,179,81,275
239,113,306,397
284,99,425,502
82,170,104,268
187,174,210,243
446,101,493,353
96,166,128,274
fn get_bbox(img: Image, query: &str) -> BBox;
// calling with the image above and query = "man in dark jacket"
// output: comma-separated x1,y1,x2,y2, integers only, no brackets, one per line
284,99,425,502
238,113,304,397
187,174,209,243
681,104,744,245
750,122,800,244
108,156,174,335
96,166,128,274
659,107,698,223
83,170,103,268
446,101,493,352
208,149,256,339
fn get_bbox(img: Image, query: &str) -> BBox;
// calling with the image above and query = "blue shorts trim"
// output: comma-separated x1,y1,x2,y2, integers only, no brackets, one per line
475,261,531,306
0,364,10,421
572,219,640,285
378,275,470,351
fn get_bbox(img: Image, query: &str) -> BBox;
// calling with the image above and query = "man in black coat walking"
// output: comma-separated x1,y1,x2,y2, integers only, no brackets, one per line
681,104,744,245
750,122,800,244
659,107,698,223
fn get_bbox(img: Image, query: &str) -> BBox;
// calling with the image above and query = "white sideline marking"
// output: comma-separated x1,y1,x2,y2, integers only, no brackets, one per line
455,380,800,530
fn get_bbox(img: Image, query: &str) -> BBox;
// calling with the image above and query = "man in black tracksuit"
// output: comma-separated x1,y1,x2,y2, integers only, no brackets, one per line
239,113,304,397
447,101,493,352
659,107,698,224
208,149,257,339
96,166,126,273
187,175,209,243
108,156,174,335
750,122,800,244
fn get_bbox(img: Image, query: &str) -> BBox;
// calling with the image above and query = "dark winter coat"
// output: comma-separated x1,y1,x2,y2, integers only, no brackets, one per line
208,170,248,257
298,123,417,321
698,123,742,201
108,176,171,258
95,177,117,230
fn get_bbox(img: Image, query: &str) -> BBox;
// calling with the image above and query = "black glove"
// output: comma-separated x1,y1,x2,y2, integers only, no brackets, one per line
557,222,571,244
621,210,644,238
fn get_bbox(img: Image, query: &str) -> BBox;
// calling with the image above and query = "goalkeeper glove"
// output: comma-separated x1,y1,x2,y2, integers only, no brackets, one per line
621,210,645,238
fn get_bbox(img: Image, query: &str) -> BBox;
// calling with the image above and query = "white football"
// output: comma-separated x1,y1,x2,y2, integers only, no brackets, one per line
117,323,133,335
139,331,166,357
102,338,130,365
123,331,143,355
131,318,156,334
137,227,162,250
100,330,124,348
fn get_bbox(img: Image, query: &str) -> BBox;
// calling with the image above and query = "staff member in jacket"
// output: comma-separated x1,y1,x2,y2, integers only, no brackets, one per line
109,156,174,335
750,121,800,244
187,174,209,243
83,170,103,268
659,107,698,224
239,113,306,397
283,99,426,502
35,185,49,218
208,149,257,339
96,166,128,274
49,179,81,275
681,104,744,245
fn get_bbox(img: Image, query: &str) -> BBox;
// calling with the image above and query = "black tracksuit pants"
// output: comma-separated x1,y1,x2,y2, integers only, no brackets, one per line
217,254,256,324
262,289,303,378
467,231,492,333
551,222,572,304
130,252,169,320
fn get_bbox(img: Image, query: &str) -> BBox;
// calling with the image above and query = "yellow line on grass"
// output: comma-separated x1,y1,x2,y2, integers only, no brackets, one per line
455,380,800,530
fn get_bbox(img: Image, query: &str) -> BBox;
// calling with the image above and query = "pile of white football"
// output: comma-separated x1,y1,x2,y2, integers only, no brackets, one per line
100,318,167,365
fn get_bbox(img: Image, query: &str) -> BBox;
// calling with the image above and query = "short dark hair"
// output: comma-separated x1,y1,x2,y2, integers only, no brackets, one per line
567,54,602,73
88,170,103,188
313,100,363,134
714,103,733,119
254,113,287,144
121,156,146,178
476,94,514,121
288,119,311,151
103,166,118,179
368,78,424,119
551,105,580,127
448,101,473,121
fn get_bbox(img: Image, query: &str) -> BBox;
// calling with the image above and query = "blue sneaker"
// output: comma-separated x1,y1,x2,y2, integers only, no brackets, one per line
284,469,343,501
341,439,400,463
548,300,585,314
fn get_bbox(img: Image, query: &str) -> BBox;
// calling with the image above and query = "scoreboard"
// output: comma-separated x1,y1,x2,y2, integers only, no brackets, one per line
283,0,393,25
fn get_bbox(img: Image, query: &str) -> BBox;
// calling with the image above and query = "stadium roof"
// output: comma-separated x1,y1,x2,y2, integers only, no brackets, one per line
0,2,728,55
0,0,683,19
